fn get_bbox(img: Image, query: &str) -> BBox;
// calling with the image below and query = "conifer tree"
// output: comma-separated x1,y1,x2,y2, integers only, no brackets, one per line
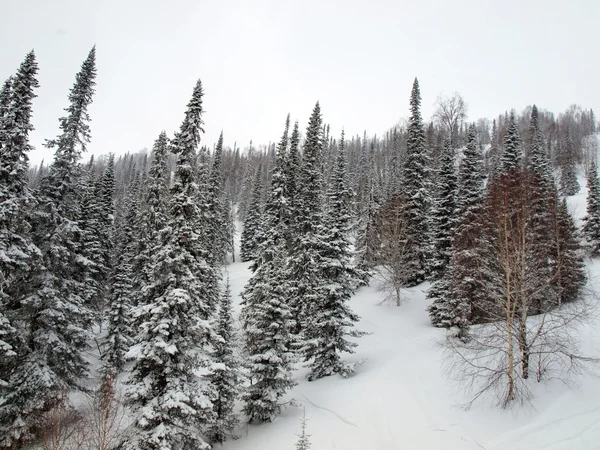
430,136,457,279
301,131,365,380
551,196,587,305
428,125,484,335
135,132,169,290
559,127,580,196
206,277,240,444
1,49,99,447
401,78,431,285
125,80,215,450
500,111,522,173
240,163,264,262
0,52,41,448
101,180,138,383
241,116,296,422
295,411,311,450
284,120,301,243
287,102,328,332
206,132,227,265
583,160,600,255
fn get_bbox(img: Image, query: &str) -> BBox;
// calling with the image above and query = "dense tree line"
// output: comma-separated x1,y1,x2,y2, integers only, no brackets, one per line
0,47,598,449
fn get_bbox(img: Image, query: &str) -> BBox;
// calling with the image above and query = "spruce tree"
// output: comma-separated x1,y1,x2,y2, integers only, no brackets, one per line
401,78,430,285
100,180,138,383
287,102,328,333
0,50,101,447
295,411,311,450
583,160,600,255
206,132,227,265
429,136,457,279
301,131,365,380
500,110,522,173
240,163,264,262
125,80,215,450
428,125,484,336
559,127,580,196
205,277,240,444
284,120,301,245
551,196,587,305
241,116,296,422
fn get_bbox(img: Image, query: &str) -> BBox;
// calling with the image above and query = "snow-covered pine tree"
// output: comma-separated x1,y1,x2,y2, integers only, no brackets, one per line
500,110,522,174
527,104,558,313
241,116,297,422
134,132,170,300
295,411,311,450
427,125,484,336
124,80,215,450
205,277,240,444
240,162,264,262
0,52,42,448
551,196,587,305
284,120,301,246
582,160,600,255
400,78,431,285
429,136,457,279
100,178,139,385
206,132,228,265
1,49,98,447
559,127,580,196
301,130,365,380
287,102,329,334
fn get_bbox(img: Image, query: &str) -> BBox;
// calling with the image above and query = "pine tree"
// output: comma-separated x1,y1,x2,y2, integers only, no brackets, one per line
284,120,301,245
240,163,264,262
559,127,580,196
287,102,328,333
551,196,587,305
0,50,101,447
582,160,600,255
206,132,227,265
500,110,522,173
124,80,215,450
100,180,138,383
428,125,484,335
295,411,311,450
401,78,431,285
429,136,457,279
241,117,297,422
527,104,558,313
301,130,365,380
205,277,240,444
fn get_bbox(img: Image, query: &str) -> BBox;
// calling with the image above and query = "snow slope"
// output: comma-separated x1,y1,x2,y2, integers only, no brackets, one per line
224,178,600,450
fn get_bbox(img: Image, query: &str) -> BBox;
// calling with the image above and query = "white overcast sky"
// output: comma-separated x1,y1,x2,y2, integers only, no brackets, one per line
1,0,598,164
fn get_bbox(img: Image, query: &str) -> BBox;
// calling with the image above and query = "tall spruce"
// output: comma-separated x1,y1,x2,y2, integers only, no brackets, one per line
301,131,365,380
3,48,98,447
206,132,227,264
583,160,600,255
428,125,484,336
429,136,457,279
240,163,264,262
401,78,430,285
124,80,215,450
501,110,522,173
241,116,296,422
559,127,580,196
287,102,327,332
0,51,42,447
206,277,240,444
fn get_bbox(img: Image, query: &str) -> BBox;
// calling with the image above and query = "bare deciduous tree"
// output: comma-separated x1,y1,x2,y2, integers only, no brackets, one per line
434,92,468,147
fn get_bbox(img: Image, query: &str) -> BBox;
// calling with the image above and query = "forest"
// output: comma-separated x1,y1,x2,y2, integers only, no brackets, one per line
1,47,599,450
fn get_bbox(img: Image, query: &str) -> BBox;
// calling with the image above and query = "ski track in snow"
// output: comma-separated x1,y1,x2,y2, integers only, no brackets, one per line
298,393,357,427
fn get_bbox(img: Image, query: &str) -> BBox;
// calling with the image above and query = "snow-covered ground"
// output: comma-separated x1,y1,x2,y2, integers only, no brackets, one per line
223,177,600,450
